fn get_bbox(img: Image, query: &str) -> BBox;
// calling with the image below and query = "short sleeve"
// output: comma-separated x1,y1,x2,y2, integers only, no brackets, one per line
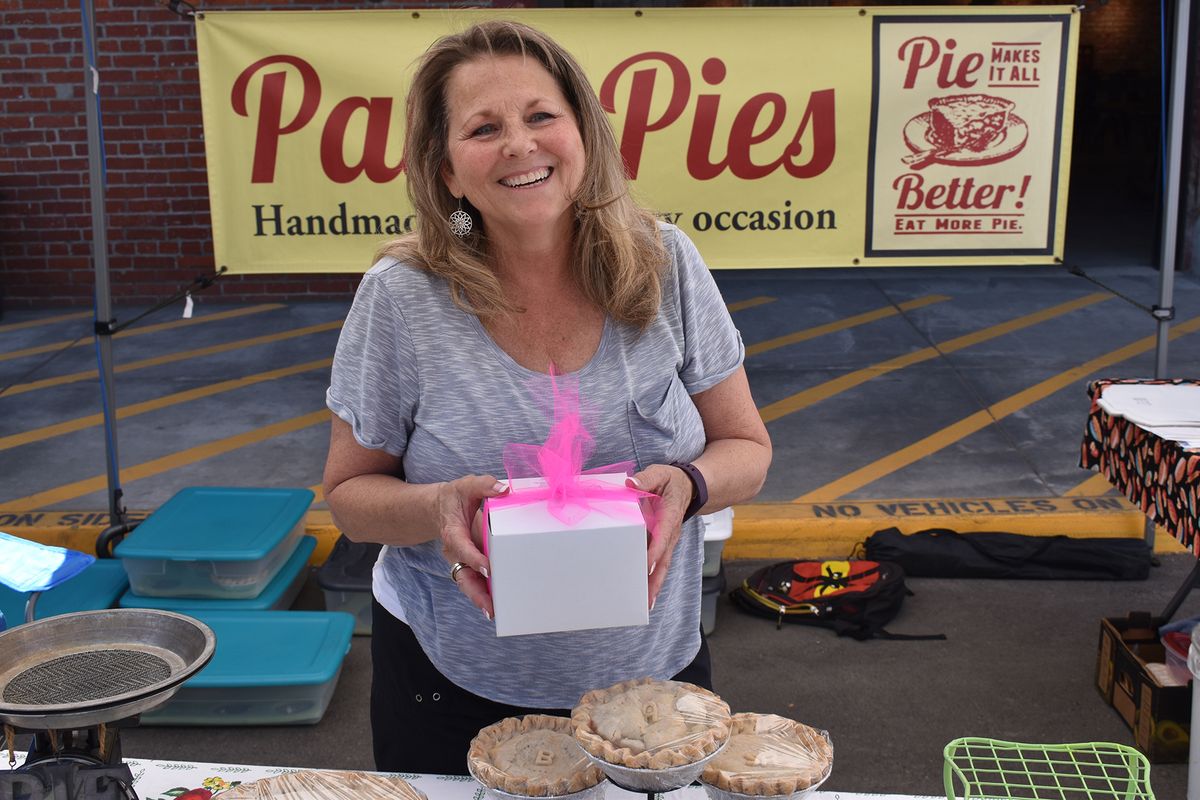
326,267,419,457
668,227,745,394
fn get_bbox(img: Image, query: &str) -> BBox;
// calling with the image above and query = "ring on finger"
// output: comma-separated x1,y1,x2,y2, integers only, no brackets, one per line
450,561,468,583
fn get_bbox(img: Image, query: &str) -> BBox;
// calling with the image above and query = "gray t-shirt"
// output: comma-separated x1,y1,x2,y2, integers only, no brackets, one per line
326,223,743,708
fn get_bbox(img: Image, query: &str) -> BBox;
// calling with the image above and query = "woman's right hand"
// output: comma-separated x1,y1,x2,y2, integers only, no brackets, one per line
437,475,507,619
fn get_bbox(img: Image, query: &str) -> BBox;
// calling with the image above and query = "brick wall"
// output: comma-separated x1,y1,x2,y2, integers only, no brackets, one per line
1,0,371,310
1,0,1194,310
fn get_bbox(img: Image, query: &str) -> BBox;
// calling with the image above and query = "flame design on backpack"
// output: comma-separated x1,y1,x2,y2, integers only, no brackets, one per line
812,561,852,598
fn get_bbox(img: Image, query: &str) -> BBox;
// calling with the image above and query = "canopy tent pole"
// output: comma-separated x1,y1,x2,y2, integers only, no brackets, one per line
81,0,125,527
1142,0,1193,554
1155,0,1192,380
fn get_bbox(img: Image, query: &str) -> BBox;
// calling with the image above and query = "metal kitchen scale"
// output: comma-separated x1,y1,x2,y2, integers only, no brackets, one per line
0,608,215,800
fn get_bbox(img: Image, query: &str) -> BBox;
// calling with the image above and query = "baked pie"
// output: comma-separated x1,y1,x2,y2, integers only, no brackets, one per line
572,678,732,769
469,714,605,797
701,714,833,797
928,94,1014,152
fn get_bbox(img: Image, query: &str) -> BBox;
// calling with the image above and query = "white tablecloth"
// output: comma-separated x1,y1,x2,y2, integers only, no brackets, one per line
7,752,938,800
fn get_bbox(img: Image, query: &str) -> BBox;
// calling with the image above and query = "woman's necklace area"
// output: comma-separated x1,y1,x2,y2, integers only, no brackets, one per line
484,301,604,375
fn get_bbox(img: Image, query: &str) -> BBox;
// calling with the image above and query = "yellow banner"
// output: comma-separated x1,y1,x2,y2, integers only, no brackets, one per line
195,7,1078,273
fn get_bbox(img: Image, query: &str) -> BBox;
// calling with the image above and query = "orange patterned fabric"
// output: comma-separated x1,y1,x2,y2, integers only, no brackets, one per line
1080,379,1200,553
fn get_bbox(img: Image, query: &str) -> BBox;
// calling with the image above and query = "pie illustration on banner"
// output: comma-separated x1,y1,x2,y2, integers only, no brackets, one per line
901,93,1029,170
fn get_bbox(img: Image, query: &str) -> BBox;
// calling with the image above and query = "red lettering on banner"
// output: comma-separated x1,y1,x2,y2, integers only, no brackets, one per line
599,52,691,179
897,36,983,90
600,52,835,181
234,51,835,185
320,97,404,184
231,55,322,184
687,58,726,179
892,173,1016,210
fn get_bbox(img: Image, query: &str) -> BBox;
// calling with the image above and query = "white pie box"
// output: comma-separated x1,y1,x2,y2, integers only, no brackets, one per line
483,473,649,638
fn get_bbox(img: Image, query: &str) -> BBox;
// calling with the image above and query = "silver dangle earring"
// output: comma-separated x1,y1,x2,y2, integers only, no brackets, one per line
449,198,472,237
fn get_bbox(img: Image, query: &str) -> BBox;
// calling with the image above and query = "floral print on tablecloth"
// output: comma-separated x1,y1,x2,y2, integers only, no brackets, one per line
145,775,242,800
1080,379,1200,552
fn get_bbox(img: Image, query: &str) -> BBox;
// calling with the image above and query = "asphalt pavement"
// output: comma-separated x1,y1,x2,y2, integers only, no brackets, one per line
3,259,1200,799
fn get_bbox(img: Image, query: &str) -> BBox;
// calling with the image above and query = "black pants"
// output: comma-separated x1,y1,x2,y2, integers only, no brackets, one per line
370,599,713,775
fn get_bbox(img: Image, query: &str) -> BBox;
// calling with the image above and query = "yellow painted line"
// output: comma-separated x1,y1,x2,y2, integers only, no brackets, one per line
0,358,333,452
1,410,331,512
0,310,91,335
5,495,1185,563
1064,471,1121,498
3,320,342,398
0,304,284,364
726,296,776,313
760,292,1112,423
934,292,1112,355
745,294,949,358
796,314,1200,503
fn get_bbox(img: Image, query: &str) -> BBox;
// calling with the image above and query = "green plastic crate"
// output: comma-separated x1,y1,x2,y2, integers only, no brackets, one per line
943,738,1155,800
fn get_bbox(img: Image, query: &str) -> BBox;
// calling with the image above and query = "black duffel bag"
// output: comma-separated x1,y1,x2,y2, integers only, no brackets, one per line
862,527,1152,580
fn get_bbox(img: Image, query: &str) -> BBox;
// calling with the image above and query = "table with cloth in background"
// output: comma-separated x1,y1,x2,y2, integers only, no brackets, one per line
1080,378,1200,800
1080,378,1200,552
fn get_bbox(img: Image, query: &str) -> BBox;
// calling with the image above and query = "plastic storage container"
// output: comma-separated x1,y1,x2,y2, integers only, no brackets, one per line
701,564,726,636
0,559,128,626
119,536,315,612
316,535,381,635
1162,631,1191,685
701,508,733,578
140,609,355,726
116,487,313,599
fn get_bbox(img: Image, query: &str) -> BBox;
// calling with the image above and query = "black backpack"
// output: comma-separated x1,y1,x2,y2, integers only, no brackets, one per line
729,559,945,641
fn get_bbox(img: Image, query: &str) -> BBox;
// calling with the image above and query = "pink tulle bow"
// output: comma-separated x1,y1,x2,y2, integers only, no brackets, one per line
492,370,651,526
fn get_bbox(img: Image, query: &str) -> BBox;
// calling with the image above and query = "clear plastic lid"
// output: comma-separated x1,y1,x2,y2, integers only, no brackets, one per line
217,770,426,800
115,487,312,561
572,678,732,769
701,713,833,797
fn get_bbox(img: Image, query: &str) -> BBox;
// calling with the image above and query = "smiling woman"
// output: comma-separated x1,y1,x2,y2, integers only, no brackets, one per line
439,54,585,253
321,19,772,777
385,20,667,329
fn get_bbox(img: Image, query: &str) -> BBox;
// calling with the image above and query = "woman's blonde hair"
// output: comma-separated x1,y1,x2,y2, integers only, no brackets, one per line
379,20,665,328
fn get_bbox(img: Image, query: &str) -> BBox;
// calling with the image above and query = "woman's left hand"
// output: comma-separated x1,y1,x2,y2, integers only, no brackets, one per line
627,464,695,610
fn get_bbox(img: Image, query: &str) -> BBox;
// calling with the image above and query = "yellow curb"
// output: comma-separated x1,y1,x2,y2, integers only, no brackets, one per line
0,509,343,564
729,498,1184,558
0,496,1184,560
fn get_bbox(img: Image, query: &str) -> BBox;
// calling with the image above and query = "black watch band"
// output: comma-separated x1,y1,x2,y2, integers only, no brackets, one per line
670,461,708,522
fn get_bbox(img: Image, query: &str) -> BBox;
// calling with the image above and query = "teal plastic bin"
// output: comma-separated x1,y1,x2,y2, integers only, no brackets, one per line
119,536,315,612
140,610,355,726
116,487,312,599
0,559,129,626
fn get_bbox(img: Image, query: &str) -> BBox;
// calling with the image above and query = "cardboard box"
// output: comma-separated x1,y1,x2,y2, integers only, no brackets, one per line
1096,613,1192,762
484,474,649,638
